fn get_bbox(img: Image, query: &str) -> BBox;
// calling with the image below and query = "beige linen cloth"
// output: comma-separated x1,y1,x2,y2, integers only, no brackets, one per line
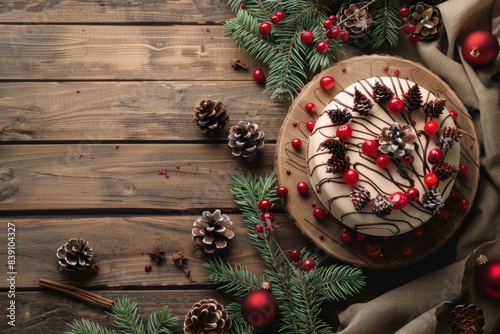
337,0,500,333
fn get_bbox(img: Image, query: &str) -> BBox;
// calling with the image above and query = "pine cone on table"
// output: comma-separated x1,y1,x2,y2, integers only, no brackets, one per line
338,2,374,49
56,238,94,272
192,210,235,254
183,299,232,334
327,107,352,125
227,121,265,161
353,87,374,116
193,100,229,135
448,304,484,334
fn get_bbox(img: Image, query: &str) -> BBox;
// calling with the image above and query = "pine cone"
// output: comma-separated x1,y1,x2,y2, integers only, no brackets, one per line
438,127,464,149
353,87,374,116
338,3,374,49
403,84,423,111
56,238,94,272
327,107,352,126
424,98,447,119
318,138,345,157
192,210,235,254
372,81,394,103
193,100,229,135
422,187,444,215
227,121,265,161
183,299,232,334
326,156,350,174
432,162,458,181
448,304,484,334
371,195,393,218
350,185,371,212
377,122,417,158
409,2,442,41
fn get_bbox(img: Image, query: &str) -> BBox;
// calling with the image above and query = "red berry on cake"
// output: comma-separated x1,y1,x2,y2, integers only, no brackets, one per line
343,169,359,185
253,68,266,83
424,172,439,188
300,30,314,44
301,257,316,271
390,191,408,210
291,138,302,150
361,139,379,156
289,248,301,261
406,187,420,201
449,109,458,121
276,186,288,198
319,76,336,90
261,211,274,222
258,199,272,211
297,181,309,195
376,155,390,168
306,120,316,132
387,97,405,113
424,120,439,135
336,124,352,140
313,207,327,220
428,148,444,163
340,231,352,243
305,102,316,113
259,21,272,34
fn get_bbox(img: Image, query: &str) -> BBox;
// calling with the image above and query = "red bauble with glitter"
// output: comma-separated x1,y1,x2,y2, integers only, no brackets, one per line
241,288,279,327
476,255,500,300
461,30,499,68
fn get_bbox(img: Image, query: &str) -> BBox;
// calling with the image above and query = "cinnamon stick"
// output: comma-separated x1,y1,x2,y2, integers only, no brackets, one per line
39,278,113,309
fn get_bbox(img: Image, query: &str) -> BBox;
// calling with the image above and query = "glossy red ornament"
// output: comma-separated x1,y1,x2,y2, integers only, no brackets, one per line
301,30,314,44
361,139,379,156
424,172,439,188
340,231,352,243
297,181,309,195
461,30,500,68
424,120,439,136
428,148,444,163
336,124,353,140
319,76,335,90
289,248,301,261
449,109,458,121
376,154,390,168
301,257,316,271
241,289,279,327
261,211,275,222
387,97,404,113
406,187,420,202
305,102,316,113
291,138,302,150
316,41,328,54
390,191,408,210
313,207,327,220
253,68,266,83
343,169,359,185
476,258,500,300
306,120,316,132
259,21,272,34
276,186,288,198
364,243,382,258
327,27,342,39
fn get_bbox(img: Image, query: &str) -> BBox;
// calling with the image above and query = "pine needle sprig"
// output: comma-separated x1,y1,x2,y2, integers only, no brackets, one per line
370,0,401,49
65,319,119,334
145,307,177,334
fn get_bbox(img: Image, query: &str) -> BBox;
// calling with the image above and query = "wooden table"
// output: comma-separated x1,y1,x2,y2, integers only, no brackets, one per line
0,2,458,333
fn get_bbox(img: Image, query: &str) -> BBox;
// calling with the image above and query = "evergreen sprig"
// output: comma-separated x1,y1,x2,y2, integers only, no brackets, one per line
65,296,178,334
205,172,366,334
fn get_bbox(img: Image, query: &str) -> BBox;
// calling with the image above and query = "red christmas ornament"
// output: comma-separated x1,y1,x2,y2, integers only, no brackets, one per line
241,287,279,327
475,254,500,300
319,76,335,90
461,30,500,68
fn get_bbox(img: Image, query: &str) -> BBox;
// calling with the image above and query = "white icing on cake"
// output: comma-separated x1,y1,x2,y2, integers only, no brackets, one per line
307,76,460,236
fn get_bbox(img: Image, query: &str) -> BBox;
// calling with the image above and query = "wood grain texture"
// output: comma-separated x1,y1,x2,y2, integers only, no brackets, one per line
0,25,260,80
0,143,276,212
0,82,288,142
0,0,233,24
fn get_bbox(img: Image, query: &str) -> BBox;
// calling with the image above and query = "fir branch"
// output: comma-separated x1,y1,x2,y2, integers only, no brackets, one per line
146,306,177,334
313,265,366,302
65,319,119,334
370,0,401,49
111,297,145,334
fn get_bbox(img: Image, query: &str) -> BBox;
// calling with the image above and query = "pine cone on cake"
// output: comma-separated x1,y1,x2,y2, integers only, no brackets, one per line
371,195,393,218
377,122,417,158
193,100,229,135
192,210,235,254
350,185,371,212
424,98,447,119
319,138,345,157
422,187,444,215
227,121,265,161
327,107,352,125
326,156,351,174
183,299,232,334
353,87,374,116
438,127,464,149
409,2,442,41
403,84,423,111
372,81,394,103
56,238,94,272
432,162,458,181
338,3,374,49
448,304,484,334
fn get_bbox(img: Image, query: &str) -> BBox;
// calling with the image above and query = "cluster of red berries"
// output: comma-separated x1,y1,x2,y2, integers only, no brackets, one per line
254,187,289,234
340,229,417,257
288,248,316,271
399,6,420,44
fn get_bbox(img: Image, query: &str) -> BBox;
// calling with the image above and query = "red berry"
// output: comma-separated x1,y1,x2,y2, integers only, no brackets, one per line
343,169,359,185
313,207,327,220
406,187,420,201
428,148,444,163
342,67,346,73
271,15,280,24
339,30,349,41
424,120,439,135
291,138,302,150
145,264,152,272
399,6,410,17
387,97,404,113
289,249,301,261
320,76,336,90
305,102,316,113
400,154,415,167
355,232,366,242
458,164,468,175
328,15,338,24
362,139,379,156
408,34,420,44
292,121,298,127
456,199,470,210
241,3,246,9
286,169,291,175
254,224,264,233
327,27,342,39
424,172,439,188
336,124,352,140
376,155,390,168
340,231,352,243
394,69,400,76
306,120,316,132
383,66,389,72
261,211,275,222
413,227,424,236
259,21,272,34
449,109,458,121
274,10,285,21
401,245,413,256
258,199,272,211
301,30,314,44
301,257,316,271
276,186,288,198
390,191,408,210
403,23,416,34
297,181,309,195
438,209,450,219
316,41,328,53
253,68,266,83
323,18,334,30
364,243,382,258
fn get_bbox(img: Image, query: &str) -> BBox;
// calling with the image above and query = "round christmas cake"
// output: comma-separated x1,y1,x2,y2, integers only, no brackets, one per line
307,76,462,236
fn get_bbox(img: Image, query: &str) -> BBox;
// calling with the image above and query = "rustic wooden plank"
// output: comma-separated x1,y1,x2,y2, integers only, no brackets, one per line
0,143,278,211
0,214,311,289
0,0,234,24
0,82,289,142
0,25,260,81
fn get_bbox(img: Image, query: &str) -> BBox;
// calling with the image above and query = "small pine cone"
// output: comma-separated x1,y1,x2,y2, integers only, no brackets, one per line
438,127,464,149
327,107,352,125
227,121,265,161
57,238,94,272
432,162,458,181
409,3,442,41
326,156,350,174
318,138,345,157
372,81,394,103
371,195,393,218
448,304,484,334
424,98,447,119
338,3,375,48
353,87,374,116
422,187,444,215
192,210,235,254
350,185,371,212
193,100,229,135
183,299,232,334
403,84,423,111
